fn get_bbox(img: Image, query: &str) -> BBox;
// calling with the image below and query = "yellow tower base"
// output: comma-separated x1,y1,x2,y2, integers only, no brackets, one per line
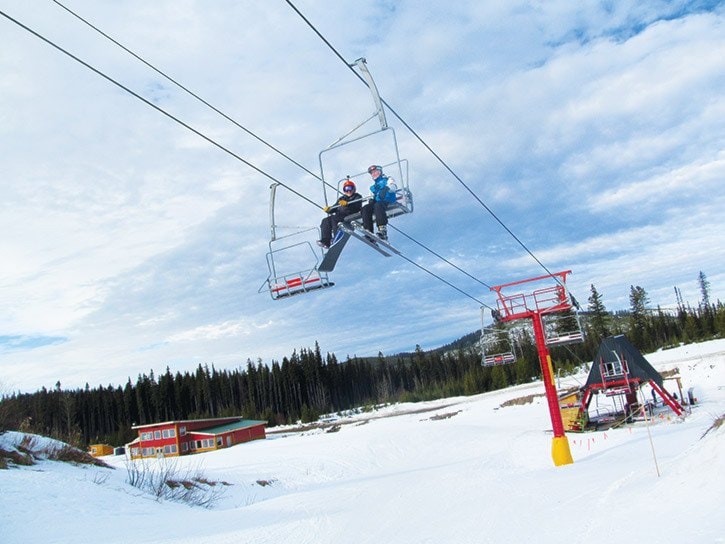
551,436,574,466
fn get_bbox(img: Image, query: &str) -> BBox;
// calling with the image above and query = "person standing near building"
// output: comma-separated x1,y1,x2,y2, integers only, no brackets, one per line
361,164,396,240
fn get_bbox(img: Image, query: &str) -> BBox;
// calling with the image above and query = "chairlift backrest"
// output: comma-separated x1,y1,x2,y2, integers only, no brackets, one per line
318,60,412,217
480,327,517,367
259,224,334,300
480,308,516,366
541,312,585,347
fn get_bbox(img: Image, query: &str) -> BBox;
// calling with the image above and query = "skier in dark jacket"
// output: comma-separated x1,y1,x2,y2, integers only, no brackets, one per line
318,178,363,249
361,164,396,240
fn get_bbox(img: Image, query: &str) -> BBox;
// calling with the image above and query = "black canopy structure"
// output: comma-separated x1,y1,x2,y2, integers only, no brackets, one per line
582,334,683,417
560,335,686,432
585,335,663,390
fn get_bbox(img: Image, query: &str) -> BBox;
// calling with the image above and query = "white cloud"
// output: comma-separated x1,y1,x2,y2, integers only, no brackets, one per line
1,1,723,391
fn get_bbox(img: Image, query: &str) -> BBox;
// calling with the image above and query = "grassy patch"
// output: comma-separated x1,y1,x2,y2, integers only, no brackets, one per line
427,410,462,421
0,447,34,468
49,445,112,467
0,433,112,469
125,458,229,508
500,393,545,408
701,413,724,439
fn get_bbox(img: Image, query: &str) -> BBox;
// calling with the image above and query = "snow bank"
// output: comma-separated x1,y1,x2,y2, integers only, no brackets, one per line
1,340,723,543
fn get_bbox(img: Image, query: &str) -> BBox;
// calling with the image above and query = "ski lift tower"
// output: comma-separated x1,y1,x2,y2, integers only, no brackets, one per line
489,270,582,467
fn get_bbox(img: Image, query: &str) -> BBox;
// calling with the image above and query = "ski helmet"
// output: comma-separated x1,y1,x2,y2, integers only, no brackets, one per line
342,179,356,192
367,165,382,174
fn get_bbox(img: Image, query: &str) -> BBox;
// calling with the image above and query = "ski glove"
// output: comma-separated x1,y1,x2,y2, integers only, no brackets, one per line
323,206,331,213
338,199,348,206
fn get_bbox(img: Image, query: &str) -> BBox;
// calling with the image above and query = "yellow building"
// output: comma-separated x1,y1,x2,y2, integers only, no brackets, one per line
88,443,114,457
559,390,587,432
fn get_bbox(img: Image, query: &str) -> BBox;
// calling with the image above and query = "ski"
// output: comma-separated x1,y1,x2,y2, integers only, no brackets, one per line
317,228,351,273
340,222,400,256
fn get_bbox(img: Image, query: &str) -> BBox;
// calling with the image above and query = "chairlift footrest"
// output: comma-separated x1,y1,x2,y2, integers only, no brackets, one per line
340,222,399,256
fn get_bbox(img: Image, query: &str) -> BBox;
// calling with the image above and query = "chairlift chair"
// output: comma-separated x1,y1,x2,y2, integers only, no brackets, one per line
260,238,333,300
317,58,413,230
259,183,334,300
540,311,585,347
480,309,517,367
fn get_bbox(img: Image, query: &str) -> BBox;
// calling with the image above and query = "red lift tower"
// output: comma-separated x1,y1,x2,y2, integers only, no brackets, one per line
489,270,582,467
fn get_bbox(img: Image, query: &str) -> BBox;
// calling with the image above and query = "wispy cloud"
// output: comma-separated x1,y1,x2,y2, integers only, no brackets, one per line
0,335,68,353
1,1,723,391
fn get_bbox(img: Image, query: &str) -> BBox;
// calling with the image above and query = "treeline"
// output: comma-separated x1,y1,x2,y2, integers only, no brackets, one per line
1,278,723,448
0,343,546,447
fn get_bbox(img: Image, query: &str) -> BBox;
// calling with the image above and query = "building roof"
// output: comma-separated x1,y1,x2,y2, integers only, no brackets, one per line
192,419,267,436
132,416,247,430
585,334,663,390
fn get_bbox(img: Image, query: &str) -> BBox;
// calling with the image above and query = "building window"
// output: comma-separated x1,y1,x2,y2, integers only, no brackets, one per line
141,431,153,441
603,360,624,378
154,430,161,440
182,442,188,452
180,426,186,436
216,437,223,446
162,429,176,439
163,444,178,454
142,447,154,457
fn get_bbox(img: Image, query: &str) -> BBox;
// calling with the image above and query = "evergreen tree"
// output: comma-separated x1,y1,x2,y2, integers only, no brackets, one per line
587,284,611,340
698,271,711,307
628,285,651,350
715,302,725,337
489,364,509,390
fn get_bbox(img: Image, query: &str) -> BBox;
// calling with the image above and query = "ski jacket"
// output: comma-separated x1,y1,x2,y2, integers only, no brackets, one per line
369,175,397,204
336,192,363,214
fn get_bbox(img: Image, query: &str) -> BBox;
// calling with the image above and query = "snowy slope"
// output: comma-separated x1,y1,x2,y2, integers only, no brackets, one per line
2,340,724,544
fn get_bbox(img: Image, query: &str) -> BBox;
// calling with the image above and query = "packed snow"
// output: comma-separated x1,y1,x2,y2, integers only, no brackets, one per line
2,340,724,543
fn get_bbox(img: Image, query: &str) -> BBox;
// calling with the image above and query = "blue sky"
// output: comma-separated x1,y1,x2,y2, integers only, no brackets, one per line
1,0,723,393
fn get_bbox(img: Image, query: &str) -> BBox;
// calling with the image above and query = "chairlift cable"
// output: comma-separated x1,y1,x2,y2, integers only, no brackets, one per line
393,253,491,308
49,0,323,184
389,225,492,290
50,0,351,203
0,9,322,212
285,0,566,290
41,2,496,302
4,10,492,308
560,344,588,367
50,0,418,217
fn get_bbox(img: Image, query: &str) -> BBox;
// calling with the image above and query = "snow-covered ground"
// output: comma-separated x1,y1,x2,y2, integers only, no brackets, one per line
2,340,724,544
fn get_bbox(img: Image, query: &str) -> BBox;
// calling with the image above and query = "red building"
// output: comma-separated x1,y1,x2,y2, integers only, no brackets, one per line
128,417,266,459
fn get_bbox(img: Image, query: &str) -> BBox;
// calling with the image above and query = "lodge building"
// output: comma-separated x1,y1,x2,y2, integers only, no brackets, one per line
128,416,266,459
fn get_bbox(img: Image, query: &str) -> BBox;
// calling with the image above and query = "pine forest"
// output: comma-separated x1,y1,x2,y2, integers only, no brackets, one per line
2,280,723,450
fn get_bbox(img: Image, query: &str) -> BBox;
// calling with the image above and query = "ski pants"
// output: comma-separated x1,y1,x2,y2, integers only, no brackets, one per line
362,201,388,232
320,210,352,245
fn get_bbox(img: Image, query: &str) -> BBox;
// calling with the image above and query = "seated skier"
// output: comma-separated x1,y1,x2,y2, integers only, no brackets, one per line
318,178,363,249
361,164,396,241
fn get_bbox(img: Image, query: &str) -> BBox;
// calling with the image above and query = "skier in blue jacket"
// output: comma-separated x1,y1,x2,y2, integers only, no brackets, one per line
361,164,396,240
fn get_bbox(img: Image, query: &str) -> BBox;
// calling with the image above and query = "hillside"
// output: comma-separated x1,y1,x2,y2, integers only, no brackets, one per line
1,340,723,543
